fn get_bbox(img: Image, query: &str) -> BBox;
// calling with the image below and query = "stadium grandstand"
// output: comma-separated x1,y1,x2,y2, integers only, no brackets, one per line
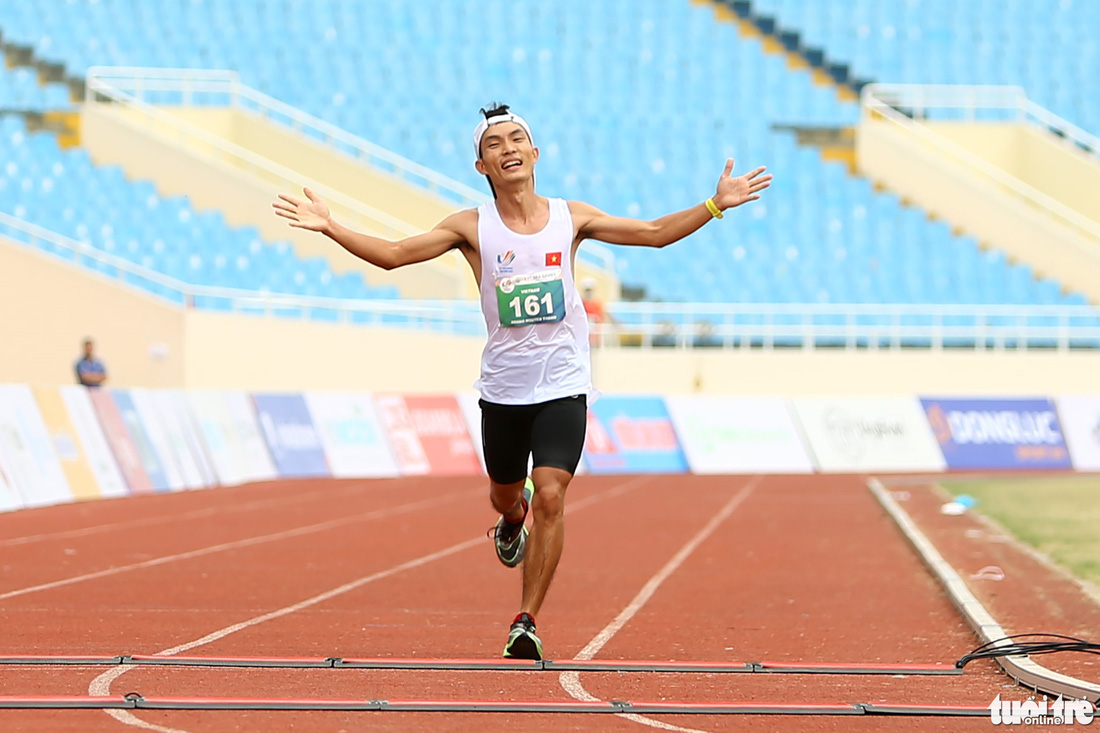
2,0,1100,389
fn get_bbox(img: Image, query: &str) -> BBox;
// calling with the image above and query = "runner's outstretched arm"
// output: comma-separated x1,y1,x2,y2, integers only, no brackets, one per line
272,187,466,270
572,158,771,248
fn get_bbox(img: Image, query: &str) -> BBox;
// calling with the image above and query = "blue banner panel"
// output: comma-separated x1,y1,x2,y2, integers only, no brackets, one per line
584,396,688,474
252,394,330,478
110,390,172,492
921,398,1072,470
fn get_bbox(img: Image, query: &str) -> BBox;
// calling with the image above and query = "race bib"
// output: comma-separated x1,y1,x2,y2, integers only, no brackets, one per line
496,269,566,327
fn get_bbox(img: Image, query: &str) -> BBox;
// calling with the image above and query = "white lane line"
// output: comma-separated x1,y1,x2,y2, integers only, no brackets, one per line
89,476,653,732
559,475,763,733
0,487,481,601
0,482,375,548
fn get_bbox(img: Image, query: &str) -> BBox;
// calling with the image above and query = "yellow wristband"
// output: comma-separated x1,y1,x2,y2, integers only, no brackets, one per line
705,197,724,219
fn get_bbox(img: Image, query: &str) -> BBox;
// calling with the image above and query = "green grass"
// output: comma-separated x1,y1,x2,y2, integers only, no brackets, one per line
943,476,1100,589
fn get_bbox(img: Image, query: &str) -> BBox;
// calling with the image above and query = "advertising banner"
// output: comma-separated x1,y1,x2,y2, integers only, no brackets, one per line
110,390,172,492
375,394,481,475
88,389,153,494
32,386,102,500
583,396,688,474
666,396,814,474
794,397,946,473
0,457,21,512
455,391,488,475
153,389,218,489
222,391,278,483
1056,395,1100,471
187,391,276,486
923,397,1072,470
57,386,129,498
0,384,73,507
252,393,330,478
129,388,190,491
187,390,249,486
304,392,399,478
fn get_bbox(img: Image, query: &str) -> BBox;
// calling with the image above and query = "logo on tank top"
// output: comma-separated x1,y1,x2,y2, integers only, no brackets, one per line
495,250,516,277
545,251,562,266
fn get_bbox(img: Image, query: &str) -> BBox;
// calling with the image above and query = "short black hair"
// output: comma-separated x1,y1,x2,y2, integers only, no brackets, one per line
478,102,513,199
480,102,510,119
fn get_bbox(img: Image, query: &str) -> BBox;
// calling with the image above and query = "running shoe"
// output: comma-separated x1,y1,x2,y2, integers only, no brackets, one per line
490,477,534,568
502,612,543,660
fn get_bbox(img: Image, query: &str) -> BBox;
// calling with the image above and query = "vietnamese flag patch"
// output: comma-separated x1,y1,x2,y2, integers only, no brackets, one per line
546,251,562,266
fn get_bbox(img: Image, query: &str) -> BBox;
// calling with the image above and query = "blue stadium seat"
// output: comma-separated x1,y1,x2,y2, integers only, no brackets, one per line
0,0,1096,321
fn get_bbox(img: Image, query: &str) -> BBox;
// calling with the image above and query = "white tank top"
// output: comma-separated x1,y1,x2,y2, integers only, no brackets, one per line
475,198,592,404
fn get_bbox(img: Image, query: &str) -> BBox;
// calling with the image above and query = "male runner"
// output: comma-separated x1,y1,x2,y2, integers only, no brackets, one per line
273,103,770,659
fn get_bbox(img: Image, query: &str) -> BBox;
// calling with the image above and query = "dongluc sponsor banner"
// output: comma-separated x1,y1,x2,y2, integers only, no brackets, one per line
922,397,1071,470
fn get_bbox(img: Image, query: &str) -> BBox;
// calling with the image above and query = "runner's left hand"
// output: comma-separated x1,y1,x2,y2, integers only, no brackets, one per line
713,158,772,211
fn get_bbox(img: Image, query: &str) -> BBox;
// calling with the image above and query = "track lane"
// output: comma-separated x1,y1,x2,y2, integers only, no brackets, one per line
0,475,1033,732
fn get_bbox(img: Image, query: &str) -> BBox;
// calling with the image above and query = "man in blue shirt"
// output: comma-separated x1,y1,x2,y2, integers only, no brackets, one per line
75,338,107,388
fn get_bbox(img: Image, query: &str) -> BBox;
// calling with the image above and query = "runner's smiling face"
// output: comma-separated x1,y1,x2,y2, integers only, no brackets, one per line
476,122,539,187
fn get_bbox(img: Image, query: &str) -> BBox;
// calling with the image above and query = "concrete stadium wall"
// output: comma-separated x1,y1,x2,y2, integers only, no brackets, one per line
925,122,1100,230
0,237,185,388
8,234,1100,394
856,118,1100,302
182,310,485,391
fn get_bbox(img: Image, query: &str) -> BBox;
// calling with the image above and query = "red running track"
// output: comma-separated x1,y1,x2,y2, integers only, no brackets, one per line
0,474,1018,732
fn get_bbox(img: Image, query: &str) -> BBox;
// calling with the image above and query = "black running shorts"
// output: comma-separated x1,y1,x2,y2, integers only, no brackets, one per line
479,394,588,485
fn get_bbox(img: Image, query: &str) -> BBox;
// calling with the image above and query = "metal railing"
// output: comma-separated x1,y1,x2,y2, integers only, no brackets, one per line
0,212,484,334
5,212,1100,352
861,84,1100,253
83,66,617,272
591,301,1100,351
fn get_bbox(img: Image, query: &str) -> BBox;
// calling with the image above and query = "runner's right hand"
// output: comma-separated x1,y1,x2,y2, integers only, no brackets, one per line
272,187,332,232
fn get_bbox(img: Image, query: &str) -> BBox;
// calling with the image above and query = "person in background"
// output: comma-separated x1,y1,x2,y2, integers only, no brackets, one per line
75,338,107,388
581,277,609,347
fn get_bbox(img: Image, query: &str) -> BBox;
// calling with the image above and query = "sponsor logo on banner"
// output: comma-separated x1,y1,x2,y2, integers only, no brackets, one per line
375,395,481,475
584,396,688,474
153,390,217,489
187,391,254,486
110,390,172,492
0,457,21,512
666,397,814,474
922,398,1071,470
794,397,946,473
455,392,490,476
85,388,149,495
374,395,431,475
222,392,278,483
1054,396,1100,471
32,386,102,500
305,392,400,478
58,387,129,498
0,384,73,507
129,389,190,491
252,393,330,478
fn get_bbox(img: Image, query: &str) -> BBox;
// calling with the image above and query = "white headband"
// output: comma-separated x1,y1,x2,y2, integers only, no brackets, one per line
473,113,533,158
